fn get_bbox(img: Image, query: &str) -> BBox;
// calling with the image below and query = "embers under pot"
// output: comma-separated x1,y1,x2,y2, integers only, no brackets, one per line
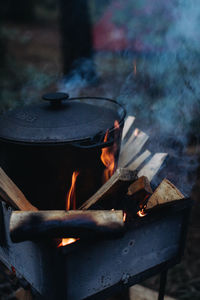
0,93,126,210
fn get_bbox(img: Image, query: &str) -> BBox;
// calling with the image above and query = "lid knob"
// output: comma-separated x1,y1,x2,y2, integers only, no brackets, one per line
42,92,69,106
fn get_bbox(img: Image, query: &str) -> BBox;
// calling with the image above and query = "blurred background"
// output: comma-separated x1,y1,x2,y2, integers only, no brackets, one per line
0,0,200,299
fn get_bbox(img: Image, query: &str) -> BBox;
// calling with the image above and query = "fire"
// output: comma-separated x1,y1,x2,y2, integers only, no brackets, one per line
134,128,139,137
137,208,147,218
101,121,120,183
66,171,79,210
59,171,80,248
58,238,79,248
123,212,127,222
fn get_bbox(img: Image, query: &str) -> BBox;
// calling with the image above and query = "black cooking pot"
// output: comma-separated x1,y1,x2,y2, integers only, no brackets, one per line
0,93,126,210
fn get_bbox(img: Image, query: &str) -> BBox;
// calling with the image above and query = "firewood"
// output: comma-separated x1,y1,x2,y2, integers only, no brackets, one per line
0,167,38,211
127,176,153,200
129,284,176,300
121,115,135,140
127,150,151,171
138,153,168,182
79,168,137,210
119,130,149,168
124,176,153,213
145,179,184,211
10,210,124,243
14,288,33,300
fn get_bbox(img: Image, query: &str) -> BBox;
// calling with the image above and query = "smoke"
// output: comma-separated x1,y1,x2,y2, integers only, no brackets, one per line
60,0,200,194
117,0,200,194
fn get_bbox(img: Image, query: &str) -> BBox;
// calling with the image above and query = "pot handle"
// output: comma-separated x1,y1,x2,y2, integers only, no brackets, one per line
71,138,114,149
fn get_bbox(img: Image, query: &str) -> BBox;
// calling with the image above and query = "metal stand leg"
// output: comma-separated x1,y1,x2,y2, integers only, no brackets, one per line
158,270,168,300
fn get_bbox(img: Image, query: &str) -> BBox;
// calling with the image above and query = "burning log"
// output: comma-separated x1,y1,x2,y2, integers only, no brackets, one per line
10,210,124,243
127,176,153,198
124,176,153,214
0,167,38,211
145,178,184,211
79,168,137,210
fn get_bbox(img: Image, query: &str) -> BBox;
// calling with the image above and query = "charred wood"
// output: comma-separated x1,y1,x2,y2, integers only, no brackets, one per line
79,168,137,210
125,176,153,213
10,210,124,243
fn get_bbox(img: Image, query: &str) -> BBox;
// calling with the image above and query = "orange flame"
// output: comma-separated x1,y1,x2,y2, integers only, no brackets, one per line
59,171,80,248
58,238,79,248
137,208,147,218
101,121,120,183
66,171,79,211
134,128,139,137
123,212,127,222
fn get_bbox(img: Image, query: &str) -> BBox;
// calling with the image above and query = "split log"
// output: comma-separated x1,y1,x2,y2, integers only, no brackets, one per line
119,130,149,168
79,168,137,210
121,116,135,140
129,284,176,300
127,150,151,171
146,179,184,211
127,176,152,200
125,176,153,213
10,210,124,243
138,153,168,182
0,167,38,211
14,288,33,300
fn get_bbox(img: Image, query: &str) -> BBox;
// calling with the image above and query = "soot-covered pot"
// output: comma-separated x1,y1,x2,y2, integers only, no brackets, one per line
0,93,126,210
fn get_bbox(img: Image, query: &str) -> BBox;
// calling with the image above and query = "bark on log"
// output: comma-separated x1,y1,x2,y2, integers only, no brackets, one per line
79,168,137,210
10,210,124,243
0,167,38,211
146,178,184,211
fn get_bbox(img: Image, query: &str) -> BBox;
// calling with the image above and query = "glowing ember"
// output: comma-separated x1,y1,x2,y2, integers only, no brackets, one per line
101,121,120,183
123,212,127,222
58,238,79,247
66,171,79,210
137,209,147,218
134,128,139,137
114,120,120,129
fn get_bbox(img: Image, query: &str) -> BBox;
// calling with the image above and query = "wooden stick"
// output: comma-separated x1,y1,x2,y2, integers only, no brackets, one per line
138,153,168,182
127,176,153,198
121,116,135,140
129,284,176,300
125,176,153,213
146,178,184,211
127,150,151,171
79,168,137,210
0,167,38,211
118,130,149,168
10,210,124,243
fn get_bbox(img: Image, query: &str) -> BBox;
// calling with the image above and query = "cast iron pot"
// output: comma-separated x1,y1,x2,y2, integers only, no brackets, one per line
0,93,126,210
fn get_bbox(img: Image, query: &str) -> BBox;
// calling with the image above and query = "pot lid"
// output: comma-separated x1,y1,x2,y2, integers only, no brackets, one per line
0,93,125,145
